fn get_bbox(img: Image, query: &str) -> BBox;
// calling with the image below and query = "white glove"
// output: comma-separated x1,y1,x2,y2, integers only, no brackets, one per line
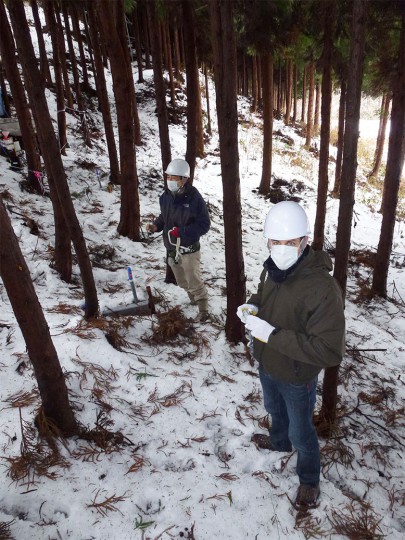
245,315,275,343
237,303,258,323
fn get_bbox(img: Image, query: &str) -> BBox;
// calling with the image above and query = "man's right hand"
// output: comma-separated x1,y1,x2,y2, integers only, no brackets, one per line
146,223,157,233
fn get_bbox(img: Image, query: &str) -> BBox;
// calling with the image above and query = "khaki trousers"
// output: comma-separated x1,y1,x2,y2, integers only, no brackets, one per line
168,250,208,303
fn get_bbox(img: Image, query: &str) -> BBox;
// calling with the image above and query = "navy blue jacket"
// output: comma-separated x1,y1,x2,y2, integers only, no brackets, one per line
153,183,210,251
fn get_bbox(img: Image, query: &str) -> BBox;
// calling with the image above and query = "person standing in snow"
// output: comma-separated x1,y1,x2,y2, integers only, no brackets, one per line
147,158,210,322
237,201,345,510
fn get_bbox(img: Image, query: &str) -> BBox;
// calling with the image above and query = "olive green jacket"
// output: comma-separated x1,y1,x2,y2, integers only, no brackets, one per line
248,248,345,384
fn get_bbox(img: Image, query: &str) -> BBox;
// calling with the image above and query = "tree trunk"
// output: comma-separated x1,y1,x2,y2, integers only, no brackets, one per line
0,8,42,191
322,0,367,428
70,1,90,91
81,4,96,78
251,55,258,112
204,64,212,135
31,0,53,88
8,0,99,318
314,80,321,130
183,0,202,182
312,1,335,251
292,63,297,123
372,10,405,297
0,199,78,436
164,23,176,109
132,9,144,83
276,60,282,116
301,65,307,122
259,54,273,196
86,2,120,185
115,3,142,146
96,0,140,240
209,0,246,344
147,0,172,172
141,2,152,70
331,77,347,197
305,61,315,147
284,59,293,125
173,25,182,81
54,6,74,111
62,3,92,148
369,92,391,179
44,2,67,155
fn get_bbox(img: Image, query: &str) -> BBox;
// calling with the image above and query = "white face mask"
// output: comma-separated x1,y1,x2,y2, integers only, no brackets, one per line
270,244,299,270
167,180,180,192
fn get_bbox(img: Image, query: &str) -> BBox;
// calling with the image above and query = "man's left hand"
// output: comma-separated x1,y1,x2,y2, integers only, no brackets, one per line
245,315,275,343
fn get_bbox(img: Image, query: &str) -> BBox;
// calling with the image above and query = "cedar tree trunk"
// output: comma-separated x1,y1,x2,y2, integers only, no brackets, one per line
259,54,274,195
372,10,405,296
209,0,246,343
322,0,367,427
0,199,78,436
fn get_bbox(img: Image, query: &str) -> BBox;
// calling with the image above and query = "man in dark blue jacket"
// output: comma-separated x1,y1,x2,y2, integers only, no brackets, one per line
147,159,210,321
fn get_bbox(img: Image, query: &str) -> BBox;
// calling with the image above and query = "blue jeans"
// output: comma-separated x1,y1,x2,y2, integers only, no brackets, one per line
259,368,320,486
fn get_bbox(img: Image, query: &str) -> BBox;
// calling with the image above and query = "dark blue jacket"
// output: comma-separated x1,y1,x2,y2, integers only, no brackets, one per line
153,183,210,251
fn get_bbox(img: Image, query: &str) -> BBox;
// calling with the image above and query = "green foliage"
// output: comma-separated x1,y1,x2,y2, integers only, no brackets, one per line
134,515,155,531
236,0,295,54
124,0,137,14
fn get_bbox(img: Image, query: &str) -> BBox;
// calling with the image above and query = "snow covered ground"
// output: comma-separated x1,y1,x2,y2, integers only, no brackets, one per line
0,7,405,540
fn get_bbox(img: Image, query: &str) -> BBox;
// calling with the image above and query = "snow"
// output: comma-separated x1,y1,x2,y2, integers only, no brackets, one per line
0,6,405,540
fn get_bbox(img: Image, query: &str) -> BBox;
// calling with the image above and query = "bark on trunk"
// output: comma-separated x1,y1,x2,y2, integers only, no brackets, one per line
305,61,315,147
147,0,172,172
251,55,258,112
322,0,367,428
284,59,293,125
292,63,297,123
183,0,202,182
312,1,335,251
62,3,92,148
54,6,74,111
163,23,176,108
87,2,120,185
209,0,246,344
259,54,273,196
31,0,53,88
97,0,140,240
132,9,144,83
314,81,320,130
0,199,78,436
369,92,391,179
301,65,307,122
70,1,90,91
331,78,347,197
44,2,67,155
204,64,212,135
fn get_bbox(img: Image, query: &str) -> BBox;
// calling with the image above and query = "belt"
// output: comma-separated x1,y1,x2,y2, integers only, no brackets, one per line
168,241,200,259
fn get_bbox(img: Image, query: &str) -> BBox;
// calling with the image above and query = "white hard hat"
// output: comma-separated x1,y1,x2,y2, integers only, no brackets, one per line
165,158,190,178
264,201,310,240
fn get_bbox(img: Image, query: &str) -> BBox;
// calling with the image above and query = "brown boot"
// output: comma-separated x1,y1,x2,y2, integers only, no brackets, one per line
196,298,209,322
251,433,274,450
293,484,320,510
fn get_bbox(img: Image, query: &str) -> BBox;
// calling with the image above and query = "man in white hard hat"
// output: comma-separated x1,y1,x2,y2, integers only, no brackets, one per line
237,201,345,510
147,158,210,321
